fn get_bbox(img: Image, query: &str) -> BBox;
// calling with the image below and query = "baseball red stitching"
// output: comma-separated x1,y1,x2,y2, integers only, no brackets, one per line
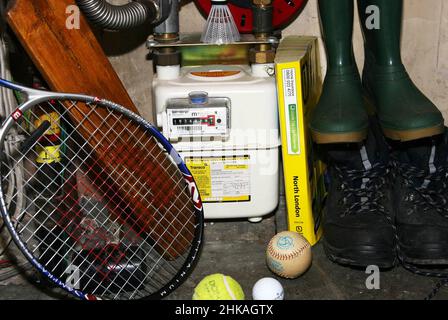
267,239,310,261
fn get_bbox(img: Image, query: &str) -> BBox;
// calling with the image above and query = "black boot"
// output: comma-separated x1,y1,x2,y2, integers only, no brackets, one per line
322,119,397,268
391,130,448,266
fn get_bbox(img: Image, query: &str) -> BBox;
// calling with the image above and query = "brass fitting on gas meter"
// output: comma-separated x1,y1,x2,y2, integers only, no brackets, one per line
249,45,276,64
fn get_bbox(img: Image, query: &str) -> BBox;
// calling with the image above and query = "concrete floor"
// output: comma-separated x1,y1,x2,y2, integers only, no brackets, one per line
1,195,448,300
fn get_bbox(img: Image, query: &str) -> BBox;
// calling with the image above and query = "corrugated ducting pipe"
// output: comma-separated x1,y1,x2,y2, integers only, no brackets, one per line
76,0,159,30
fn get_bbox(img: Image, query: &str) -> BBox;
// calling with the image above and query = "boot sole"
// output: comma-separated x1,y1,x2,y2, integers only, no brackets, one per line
399,242,448,265
323,240,396,269
311,129,368,144
382,124,445,142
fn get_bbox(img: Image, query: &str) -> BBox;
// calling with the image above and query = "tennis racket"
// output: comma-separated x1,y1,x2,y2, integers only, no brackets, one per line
0,78,204,300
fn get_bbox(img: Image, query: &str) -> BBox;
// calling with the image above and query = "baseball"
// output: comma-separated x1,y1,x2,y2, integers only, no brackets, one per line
266,231,312,279
252,277,284,300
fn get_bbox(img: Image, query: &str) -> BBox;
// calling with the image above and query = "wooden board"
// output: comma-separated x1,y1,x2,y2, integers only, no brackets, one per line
6,0,137,112
6,0,194,259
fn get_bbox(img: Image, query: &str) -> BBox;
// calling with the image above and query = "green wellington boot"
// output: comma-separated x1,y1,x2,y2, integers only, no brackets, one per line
358,0,445,142
310,0,369,144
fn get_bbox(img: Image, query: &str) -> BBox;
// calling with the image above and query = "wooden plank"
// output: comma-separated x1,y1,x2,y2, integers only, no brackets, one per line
6,0,137,112
6,0,194,259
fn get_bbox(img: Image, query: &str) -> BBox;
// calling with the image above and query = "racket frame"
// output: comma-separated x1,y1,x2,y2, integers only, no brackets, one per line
0,78,204,300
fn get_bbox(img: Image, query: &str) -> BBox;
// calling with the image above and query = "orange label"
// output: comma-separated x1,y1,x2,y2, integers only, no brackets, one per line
190,71,240,78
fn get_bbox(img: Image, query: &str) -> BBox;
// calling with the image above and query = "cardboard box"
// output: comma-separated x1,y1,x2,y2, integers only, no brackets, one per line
275,36,327,246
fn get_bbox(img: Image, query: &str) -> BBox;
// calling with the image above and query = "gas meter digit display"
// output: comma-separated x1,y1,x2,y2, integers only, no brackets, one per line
167,107,228,138
173,115,216,126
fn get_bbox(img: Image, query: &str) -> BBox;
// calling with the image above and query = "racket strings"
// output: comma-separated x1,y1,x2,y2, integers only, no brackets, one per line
36,139,187,296
14,130,194,288
70,102,193,220
6,117,113,292
76,104,195,238
62,105,196,253
15,102,195,246
27,206,173,298
51,107,194,255
1,98,200,299
68,107,198,298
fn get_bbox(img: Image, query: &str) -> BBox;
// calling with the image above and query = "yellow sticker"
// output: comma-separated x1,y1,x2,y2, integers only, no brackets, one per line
224,164,248,170
34,112,61,136
186,156,250,203
36,145,61,164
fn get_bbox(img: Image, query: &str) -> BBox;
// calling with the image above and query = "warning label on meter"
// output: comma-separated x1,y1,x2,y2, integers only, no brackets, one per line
185,156,251,203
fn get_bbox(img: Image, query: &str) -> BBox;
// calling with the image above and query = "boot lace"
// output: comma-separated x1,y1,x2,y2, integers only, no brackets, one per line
334,162,390,217
392,159,448,218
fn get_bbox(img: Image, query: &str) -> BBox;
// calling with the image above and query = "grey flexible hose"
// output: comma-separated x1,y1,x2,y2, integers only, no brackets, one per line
76,0,157,30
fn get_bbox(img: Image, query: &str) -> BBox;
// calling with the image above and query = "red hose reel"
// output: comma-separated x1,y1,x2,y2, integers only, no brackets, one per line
194,0,308,33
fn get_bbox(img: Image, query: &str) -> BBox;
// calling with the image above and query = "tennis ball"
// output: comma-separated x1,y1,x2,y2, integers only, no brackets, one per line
192,273,245,300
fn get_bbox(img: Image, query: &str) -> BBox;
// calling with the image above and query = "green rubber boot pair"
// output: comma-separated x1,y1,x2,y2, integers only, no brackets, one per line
310,0,445,144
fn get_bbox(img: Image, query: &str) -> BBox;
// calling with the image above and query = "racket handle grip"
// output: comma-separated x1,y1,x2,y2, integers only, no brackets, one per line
20,120,51,154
